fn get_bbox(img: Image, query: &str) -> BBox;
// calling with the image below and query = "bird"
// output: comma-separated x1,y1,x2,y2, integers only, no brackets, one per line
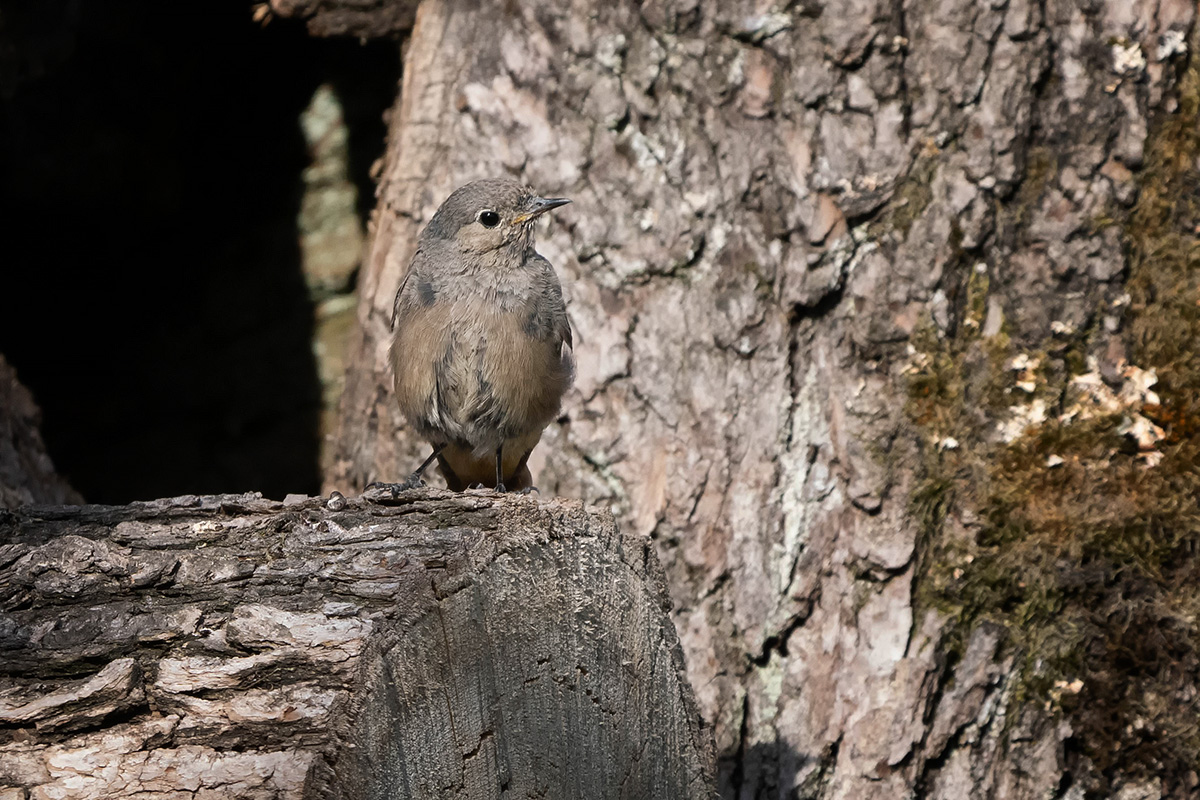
375,178,574,494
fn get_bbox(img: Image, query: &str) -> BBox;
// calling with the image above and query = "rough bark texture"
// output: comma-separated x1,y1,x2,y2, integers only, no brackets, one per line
0,355,81,509
268,0,418,38
0,492,714,799
325,1,1200,797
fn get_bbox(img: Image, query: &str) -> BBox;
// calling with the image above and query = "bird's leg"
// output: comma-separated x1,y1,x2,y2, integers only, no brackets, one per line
367,445,444,498
494,445,507,493
404,447,444,488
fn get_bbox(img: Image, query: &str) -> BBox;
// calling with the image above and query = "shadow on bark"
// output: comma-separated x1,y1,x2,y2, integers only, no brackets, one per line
720,740,819,800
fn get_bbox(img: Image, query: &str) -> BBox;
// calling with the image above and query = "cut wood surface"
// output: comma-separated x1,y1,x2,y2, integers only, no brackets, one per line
0,490,715,799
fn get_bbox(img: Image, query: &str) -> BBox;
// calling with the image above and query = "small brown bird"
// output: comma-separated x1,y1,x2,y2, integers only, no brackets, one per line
378,178,574,493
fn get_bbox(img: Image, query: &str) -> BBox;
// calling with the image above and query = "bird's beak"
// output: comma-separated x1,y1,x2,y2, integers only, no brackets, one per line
513,196,571,224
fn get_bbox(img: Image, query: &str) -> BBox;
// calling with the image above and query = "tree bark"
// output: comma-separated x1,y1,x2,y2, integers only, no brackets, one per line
0,355,81,509
267,0,418,38
324,1,1200,797
0,492,715,799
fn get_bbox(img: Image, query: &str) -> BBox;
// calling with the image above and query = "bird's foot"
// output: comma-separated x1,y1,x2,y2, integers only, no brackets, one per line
494,482,507,494
399,474,427,492
517,486,540,496
365,475,425,500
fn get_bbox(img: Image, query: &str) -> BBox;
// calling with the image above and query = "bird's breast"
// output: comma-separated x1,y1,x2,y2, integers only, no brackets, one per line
393,298,570,449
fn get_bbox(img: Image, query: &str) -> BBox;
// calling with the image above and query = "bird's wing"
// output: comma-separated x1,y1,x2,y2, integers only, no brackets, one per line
555,299,573,352
391,246,459,437
392,270,412,330
529,252,573,352
391,245,428,330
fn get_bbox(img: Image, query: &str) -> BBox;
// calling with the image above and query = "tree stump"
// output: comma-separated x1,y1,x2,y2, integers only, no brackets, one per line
0,491,715,799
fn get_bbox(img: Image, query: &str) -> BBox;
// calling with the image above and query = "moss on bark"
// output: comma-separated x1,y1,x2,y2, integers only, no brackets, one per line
908,30,1200,793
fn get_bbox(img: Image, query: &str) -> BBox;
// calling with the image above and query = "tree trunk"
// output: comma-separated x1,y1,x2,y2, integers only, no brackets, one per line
0,492,715,799
321,0,1200,797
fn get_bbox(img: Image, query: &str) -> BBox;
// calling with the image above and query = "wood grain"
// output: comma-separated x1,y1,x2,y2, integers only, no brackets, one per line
0,490,715,799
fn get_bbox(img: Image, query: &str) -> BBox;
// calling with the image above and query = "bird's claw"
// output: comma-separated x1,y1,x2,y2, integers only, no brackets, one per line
399,475,427,492
365,475,425,500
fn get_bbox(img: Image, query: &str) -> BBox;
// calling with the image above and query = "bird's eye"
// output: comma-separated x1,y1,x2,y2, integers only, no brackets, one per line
478,210,500,228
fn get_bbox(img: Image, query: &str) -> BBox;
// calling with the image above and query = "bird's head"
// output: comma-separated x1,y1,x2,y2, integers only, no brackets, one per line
421,178,570,256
